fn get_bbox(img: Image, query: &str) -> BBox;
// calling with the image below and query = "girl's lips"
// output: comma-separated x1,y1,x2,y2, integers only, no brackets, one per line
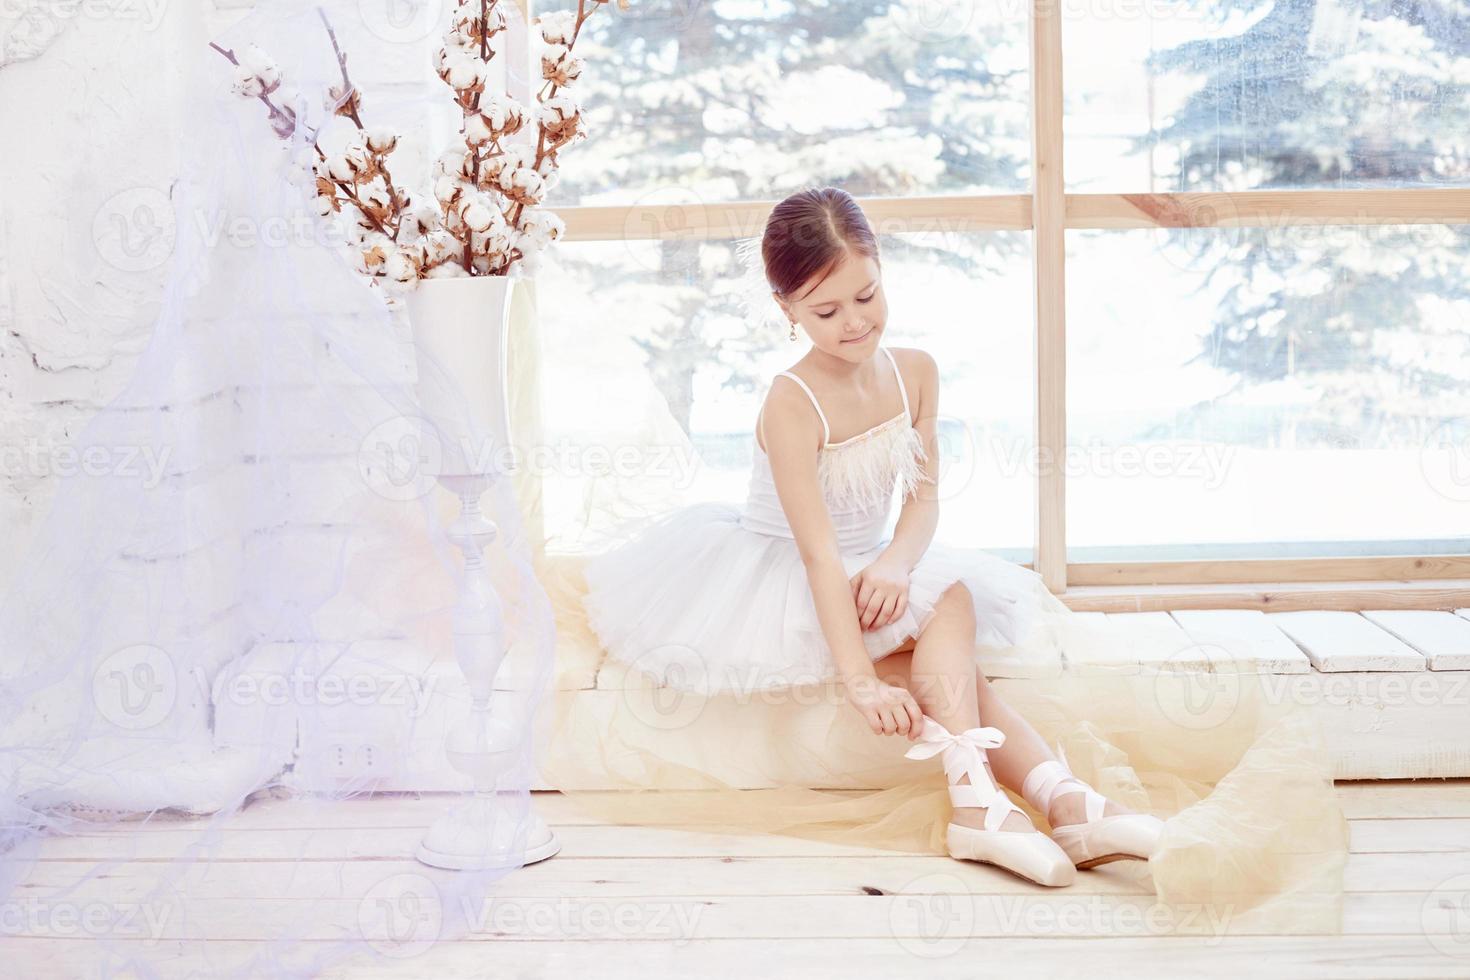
842,326,875,343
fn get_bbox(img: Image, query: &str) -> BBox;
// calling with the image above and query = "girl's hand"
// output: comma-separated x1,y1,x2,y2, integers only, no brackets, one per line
842,673,924,740
850,558,910,631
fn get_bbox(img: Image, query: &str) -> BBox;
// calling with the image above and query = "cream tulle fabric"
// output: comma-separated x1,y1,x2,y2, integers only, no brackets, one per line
515,339,1348,935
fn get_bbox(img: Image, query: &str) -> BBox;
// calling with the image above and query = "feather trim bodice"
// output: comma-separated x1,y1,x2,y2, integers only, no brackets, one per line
739,346,935,552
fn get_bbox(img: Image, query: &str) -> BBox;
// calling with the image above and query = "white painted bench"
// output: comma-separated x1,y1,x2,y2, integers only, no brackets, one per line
238,607,1469,792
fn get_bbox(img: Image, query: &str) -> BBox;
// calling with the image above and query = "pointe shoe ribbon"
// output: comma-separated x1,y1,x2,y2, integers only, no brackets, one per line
1021,744,1165,868
903,718,1011,831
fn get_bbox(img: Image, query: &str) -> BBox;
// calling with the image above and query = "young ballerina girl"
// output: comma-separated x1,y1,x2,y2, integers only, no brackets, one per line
580,186,1163,887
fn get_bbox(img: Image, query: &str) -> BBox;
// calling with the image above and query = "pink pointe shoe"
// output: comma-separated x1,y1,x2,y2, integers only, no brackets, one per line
1021,749,1165,870
905,718,1076,888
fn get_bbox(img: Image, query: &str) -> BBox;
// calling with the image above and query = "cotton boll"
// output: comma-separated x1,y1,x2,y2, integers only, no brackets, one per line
458,199,494,232
424,231,460,263
232,68,264,99
434,175,463,207
464,113,493,146
366,126,399,154
328,155,359,182
426,262,470,279
384,249,419,283
434,148,469,179
535,10,576,45
445,56,485,92
417,202,444,232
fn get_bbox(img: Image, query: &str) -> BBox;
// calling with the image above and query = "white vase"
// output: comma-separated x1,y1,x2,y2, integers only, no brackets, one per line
404,274,560,870
405,275,515,478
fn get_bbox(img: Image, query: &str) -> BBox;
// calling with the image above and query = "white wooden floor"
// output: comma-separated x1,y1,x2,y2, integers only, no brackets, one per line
8,781,1470,978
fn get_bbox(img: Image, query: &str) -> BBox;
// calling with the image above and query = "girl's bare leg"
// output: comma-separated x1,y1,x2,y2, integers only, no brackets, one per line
898,582,1035,834
874,617,1132,828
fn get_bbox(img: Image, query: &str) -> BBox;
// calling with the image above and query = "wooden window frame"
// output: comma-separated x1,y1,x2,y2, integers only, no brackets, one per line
546,2,1470,603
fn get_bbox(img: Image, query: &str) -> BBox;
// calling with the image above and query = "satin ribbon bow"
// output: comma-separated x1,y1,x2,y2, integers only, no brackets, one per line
903,717,1006,782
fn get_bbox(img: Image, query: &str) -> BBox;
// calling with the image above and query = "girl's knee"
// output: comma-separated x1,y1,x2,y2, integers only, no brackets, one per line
938,581,975,621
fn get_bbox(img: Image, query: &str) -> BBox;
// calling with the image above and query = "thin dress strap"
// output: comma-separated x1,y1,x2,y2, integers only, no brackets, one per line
771,371,832,447
881,345,910,420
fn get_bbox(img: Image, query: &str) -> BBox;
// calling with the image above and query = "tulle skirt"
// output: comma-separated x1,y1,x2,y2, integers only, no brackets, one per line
580,501,1055,695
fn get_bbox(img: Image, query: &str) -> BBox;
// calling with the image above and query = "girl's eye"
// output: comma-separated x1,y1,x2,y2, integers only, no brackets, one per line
815,293,876,319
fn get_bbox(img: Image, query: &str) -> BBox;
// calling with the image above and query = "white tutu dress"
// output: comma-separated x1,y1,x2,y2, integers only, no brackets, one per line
581,345,1051,695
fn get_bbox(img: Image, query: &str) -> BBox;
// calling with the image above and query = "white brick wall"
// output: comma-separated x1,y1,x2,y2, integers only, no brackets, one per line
0,0,454,589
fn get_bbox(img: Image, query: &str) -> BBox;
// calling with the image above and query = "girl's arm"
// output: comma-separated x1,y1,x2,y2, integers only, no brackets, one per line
763,380,877,684
876,348,941,572
765,374,925,739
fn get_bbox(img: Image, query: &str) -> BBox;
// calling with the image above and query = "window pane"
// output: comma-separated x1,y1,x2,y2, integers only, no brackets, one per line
1065,224,1470,561
536,232,1035,561
1063,0,1470,191
549,3,1031,206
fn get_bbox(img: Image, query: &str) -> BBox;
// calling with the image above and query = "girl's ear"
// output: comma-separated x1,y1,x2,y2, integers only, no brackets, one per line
772,291,791,320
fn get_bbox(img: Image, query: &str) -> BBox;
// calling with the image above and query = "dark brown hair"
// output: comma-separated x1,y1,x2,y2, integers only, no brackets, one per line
760,187,880,303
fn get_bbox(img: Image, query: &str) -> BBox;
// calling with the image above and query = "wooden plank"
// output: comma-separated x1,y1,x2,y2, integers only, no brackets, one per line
1057,611,1200,673
558,195,1034,242
1362,610,1470,670
1063,581,1470,613
557,189,1470,243
1334,779,1470,819
1067,188,1470,229
0,892,1452,944
1070,555,1470,586
1349,817,1470,853
7,935,1469,980
1030,0,1066,593
1168,610,1313,674
1263,612,1428,671
98,780,1470,832
322,935,1470,979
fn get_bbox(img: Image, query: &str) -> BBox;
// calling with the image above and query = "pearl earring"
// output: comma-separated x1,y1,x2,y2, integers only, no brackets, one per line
788,320,797,342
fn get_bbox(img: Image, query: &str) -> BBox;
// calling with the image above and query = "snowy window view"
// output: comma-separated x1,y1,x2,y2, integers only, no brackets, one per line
536,0,1470,564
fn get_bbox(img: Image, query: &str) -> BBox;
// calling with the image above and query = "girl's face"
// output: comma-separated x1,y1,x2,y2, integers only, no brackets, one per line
776,250,886,359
